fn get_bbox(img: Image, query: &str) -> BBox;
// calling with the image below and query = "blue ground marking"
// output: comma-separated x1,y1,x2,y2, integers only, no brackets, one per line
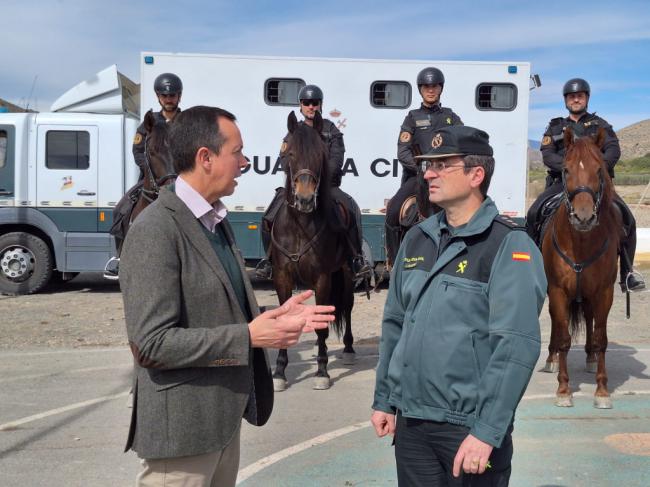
240,396,650,486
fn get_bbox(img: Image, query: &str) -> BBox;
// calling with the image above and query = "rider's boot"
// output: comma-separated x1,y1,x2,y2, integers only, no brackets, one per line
619,245,645,292
255,257,273,280
384,222,401,271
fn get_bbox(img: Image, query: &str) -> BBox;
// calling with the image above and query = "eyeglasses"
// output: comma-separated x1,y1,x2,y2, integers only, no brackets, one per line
301,100,320,107
420,160,476,173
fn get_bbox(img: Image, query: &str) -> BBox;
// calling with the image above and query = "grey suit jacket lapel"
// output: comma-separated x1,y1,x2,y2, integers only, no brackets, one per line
158,189,246,321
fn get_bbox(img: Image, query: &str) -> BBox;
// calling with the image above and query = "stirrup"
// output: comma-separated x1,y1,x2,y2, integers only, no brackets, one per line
620,270,646,293
103,257,120,281
255,259,273,280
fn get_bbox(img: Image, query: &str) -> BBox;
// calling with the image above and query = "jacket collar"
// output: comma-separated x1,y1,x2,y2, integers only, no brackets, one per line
418,197,499,243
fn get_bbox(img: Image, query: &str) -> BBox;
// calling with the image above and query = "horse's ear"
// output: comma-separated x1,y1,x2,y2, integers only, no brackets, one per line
564,126,575,150
313,110,323,133
144,109,155,133
288,111,298,133
594,127,607,150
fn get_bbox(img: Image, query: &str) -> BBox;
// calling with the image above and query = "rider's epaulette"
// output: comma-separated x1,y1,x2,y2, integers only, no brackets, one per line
494,215,526,231
549,117,564,126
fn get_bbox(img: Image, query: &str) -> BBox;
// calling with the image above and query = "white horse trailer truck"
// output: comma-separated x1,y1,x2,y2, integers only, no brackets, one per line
0,54,533,294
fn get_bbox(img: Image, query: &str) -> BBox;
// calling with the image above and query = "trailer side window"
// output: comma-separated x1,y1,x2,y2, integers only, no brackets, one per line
46,131,90,169
370,81,411,109
0,131,7,168
264,79,306,106
476,83,517,111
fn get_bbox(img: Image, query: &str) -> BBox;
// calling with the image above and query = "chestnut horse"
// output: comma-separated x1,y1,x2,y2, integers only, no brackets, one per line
270,111,355,391
541,127,620,409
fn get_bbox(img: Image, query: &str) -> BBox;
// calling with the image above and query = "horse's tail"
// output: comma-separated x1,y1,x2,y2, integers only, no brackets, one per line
328,268,350,338
569,300,585,341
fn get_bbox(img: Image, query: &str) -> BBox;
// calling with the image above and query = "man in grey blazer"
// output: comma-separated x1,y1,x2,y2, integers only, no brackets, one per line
120,105,335,487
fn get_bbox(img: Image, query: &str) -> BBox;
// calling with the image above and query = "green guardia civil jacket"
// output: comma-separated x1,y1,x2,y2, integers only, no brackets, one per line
372,197,547,447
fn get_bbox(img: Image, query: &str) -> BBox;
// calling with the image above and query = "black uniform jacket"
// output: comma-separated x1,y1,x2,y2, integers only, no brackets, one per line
397,103,463,180
540,112,620,179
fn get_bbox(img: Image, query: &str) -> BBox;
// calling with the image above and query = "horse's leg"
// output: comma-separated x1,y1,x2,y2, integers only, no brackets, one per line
584,302,597,373
592,286,614,409
313,273,332,390
272,268,293,392
341,267,356,365
544,284,560,373
549,287,573,407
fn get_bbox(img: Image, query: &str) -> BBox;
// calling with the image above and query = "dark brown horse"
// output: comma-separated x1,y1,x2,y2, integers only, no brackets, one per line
107,110,175,275
271,111,355,391
541,127,620,409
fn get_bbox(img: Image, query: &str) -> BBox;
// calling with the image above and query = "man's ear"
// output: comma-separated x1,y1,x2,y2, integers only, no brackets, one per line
196,147,211,169
470,165,485,190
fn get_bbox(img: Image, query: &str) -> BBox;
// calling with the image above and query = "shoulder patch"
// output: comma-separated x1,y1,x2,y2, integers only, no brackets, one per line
133,133,143,145
400,131,412,143
541,135,552,146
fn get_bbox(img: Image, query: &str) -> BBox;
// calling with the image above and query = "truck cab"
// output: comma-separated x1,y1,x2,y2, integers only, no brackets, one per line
0,66,139,294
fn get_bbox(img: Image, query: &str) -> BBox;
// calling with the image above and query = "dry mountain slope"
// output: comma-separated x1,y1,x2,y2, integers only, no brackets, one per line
618,119,650,160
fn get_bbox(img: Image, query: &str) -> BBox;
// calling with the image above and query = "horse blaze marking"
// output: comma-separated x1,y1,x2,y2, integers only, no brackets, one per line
604,433,650,456
512,252,531,261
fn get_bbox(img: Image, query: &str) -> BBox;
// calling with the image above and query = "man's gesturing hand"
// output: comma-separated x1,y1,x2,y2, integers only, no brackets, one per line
249,290,335,349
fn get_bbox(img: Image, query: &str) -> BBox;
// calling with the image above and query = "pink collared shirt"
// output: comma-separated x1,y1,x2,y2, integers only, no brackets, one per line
175,176,227,232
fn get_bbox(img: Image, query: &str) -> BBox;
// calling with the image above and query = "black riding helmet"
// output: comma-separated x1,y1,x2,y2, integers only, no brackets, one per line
154,73,183,95
298,84,324,102
417,67,445,88
563,78,590,97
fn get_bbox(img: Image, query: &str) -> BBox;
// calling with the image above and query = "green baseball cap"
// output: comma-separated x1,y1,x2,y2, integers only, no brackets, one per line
415,125,493,159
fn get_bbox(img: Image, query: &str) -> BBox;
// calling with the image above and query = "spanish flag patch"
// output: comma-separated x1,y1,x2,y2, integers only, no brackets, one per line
512,252,531,262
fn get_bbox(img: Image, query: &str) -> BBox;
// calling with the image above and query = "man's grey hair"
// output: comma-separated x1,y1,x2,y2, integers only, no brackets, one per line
464,154,495,197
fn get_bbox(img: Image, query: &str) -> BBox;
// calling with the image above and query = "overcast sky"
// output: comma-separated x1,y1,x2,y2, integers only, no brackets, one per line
2,0,649,138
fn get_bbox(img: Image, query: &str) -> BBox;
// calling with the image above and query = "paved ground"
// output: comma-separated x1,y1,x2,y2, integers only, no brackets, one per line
1,270,649,486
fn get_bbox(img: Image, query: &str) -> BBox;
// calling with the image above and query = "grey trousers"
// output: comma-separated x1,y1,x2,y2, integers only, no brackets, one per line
136,423,241,487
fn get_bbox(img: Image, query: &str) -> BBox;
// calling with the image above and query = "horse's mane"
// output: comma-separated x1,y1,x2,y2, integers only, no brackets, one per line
564,136,615,218
283,122,331,212
146,122,173,177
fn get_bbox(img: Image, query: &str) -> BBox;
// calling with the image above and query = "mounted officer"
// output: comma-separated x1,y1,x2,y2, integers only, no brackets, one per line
526,78,645,291
256,84,372,281
132,72,183,180
385,67,463,269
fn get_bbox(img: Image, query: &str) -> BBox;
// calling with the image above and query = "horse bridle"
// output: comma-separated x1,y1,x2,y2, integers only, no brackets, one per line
561,165,604,220
141,136,177,203
553,164,609,303
289,166,321,210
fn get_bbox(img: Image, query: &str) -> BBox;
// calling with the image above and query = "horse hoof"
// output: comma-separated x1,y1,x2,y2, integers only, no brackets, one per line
594,396,613,409
273,378,288,392
313,377,331,390
342,352,356,365
543,361,559,373
585,361,598,374
555,395,574,407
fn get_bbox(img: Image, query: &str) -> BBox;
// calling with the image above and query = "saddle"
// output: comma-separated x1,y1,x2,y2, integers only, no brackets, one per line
109,181,143,249
399,195,422,228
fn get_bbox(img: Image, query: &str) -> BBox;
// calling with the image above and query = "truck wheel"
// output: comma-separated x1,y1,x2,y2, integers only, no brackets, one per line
0,232,53,295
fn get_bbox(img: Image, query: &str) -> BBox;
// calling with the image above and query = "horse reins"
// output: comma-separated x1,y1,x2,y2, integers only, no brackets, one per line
141,136,177,203
553,166,609,303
